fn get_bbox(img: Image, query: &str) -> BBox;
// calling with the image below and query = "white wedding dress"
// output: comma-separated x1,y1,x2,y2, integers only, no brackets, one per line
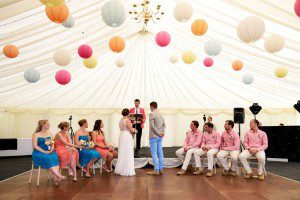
114,118,135,176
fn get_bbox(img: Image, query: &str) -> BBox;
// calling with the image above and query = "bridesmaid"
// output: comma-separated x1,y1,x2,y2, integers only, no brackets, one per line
54,122,81,182
92,120,118,173
74,119,101,178
32,120,65,185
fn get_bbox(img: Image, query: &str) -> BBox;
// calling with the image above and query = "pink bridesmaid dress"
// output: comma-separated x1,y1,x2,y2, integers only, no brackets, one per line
55,134,79,168
94,133,112,159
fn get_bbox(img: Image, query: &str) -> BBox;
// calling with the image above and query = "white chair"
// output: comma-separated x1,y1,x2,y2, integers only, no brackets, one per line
28,162,50,186
242,156,267,176
80,158,103,177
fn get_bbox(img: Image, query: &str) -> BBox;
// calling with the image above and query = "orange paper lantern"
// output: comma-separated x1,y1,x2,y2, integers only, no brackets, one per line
191,19,208,36
109,36,125,53
232,60,243,71
3,44,19,58
45,4,69,23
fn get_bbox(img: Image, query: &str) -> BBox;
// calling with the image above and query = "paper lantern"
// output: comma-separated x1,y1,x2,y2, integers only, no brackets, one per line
3,44,19,58
109,36,125,53
116,58,125,67
204,39,222,56
62,16,75,28
53,48,71,66
264,35,285,53
173,2,193,22
155,31,171,47
55,70,71,85
78,44,93,59
169,54,178,63
232,60,243,71
295,0,300,17
237,16,265,43
45,4,69,23
24,68,40,83
203,57,213,67
83,56,97,69
40,0,64,7
275,66,288,78
191,19,208,36
101,0,126,27
242,73,254,84
182,51,196,64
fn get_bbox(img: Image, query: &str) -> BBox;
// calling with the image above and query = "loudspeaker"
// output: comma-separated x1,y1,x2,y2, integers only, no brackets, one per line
234,108,245,124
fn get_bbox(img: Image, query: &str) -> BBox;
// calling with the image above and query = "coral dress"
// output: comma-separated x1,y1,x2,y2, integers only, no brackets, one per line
78,135,101,167
94,133,111,159
55,134,79,168
32,137,59,169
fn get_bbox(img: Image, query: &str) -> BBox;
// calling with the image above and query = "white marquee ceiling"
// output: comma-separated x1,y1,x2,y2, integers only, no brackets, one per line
0,0,299,109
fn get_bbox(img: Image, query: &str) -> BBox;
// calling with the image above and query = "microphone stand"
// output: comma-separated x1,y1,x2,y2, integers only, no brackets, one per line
69,115,74,144
203,114,206,132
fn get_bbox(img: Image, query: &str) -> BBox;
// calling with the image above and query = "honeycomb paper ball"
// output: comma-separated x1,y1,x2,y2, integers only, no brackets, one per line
237,16,265,43
101,0,126,27
155,31,171,47
62,15,75,28
191,19,208,36
232,60,243,71
264,35,285,53
78,44,93,59
3,44,19,58
169,54,179,63
242,73,254,84
55,70,71,85
203,57,213,67
45,4,69,23
204,39,222,56
116,58,125,67
109,36,125,53
53,48,71,66
275,66,288,78
182,51,196,64
40,0,64,7
173,2,193,22
24,68,40,83
83,56,98,69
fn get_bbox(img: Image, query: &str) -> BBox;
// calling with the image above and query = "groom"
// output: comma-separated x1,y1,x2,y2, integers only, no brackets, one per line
147,101,166,176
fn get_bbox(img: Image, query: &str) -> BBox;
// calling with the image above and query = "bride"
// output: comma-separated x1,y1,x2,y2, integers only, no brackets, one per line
115,108,136,176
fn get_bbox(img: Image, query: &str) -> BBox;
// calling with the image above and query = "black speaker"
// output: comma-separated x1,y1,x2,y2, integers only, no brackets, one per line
234,108,245,124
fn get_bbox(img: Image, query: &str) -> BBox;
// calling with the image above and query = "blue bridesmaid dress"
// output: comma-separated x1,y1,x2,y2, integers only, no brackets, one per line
32,136,59,169
78,135,101,167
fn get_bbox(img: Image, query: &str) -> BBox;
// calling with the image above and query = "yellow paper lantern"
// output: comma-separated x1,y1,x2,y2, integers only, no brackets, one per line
275,66,288,78
191,19,208,36
40,0,64,7
83,56,97,69
182,51,196,64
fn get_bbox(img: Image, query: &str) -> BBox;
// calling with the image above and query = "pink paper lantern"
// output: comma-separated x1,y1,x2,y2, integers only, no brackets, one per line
155,31,171,47
78,44,93,59
295,0,300,17
55,70,71,85
203,57,213,67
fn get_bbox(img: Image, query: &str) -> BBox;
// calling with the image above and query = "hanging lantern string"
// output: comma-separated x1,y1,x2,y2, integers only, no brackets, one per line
0,0,74,27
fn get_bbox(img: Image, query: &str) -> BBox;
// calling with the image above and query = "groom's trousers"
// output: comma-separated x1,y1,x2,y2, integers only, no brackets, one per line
150,137,164,171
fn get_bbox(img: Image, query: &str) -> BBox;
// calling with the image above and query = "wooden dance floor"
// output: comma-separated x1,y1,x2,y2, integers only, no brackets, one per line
0,168,299,200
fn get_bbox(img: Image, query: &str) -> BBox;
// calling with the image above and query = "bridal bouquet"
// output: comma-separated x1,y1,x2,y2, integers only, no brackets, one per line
109,143,115,150
85,141,95,149
45,139,55,150
78,139,87,146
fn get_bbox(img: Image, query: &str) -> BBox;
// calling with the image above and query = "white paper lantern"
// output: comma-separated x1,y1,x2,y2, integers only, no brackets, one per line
173,2,193,22
116,58,125,67
237,16,265,43
53,48,71,66
242,73,254,84
264,35,285,53
169,54,179,63
24,68,40,83
204,39,222,56
101,0,126,27
62,16,75,28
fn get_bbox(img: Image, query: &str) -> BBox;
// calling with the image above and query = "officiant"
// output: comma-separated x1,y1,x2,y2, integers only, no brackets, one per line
130,99,146,157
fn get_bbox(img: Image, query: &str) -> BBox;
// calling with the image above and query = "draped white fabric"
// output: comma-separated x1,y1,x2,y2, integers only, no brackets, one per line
0,0,299,143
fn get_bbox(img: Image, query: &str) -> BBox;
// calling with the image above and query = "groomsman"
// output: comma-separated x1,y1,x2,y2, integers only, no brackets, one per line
176,121,203,175
193,122,221,177
216,120,240,176
239,119,268,180
130,99,146,156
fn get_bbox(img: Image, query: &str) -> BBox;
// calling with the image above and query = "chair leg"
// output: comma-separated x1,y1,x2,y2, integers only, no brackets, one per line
93,163,95,175
81,167,84,177
37,166,41,186
28,163,34,184
100,159,103,174
47,170,50,180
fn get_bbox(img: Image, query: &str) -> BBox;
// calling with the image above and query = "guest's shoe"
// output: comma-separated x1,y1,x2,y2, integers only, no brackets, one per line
147,171,160,176
258,174,265,180
230,170,238,177
206,170,214,177
244,173,253,179
177,169,186,175
222,170,230,176
193,168,204,175
159,170,164,174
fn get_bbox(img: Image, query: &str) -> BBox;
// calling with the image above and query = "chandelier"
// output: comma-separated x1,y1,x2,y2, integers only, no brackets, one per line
129,0,164,29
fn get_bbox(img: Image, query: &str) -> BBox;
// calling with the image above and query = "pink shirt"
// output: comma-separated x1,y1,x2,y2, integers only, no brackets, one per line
184,129,203,148
201,130,221,149
221,130,240,151
243,129,268,151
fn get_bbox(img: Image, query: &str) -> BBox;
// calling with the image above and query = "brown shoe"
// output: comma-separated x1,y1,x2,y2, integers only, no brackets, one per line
222,170,230,176
177,169,186,175
206,170,214,177
258,174,265,180
193,168,204,175
147,171,160,176
230,171,238,177
244,173,253,179
159,170,164,174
